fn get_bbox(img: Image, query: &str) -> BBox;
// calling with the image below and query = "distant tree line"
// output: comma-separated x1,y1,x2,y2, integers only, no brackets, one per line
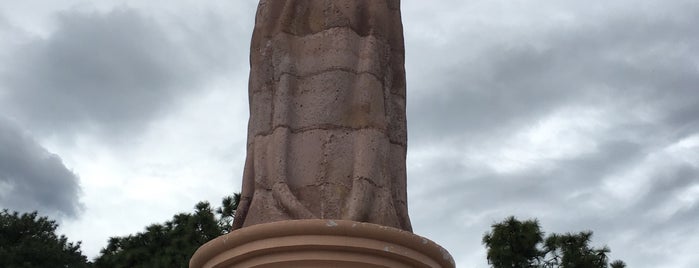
0,209,90,268
0,194,238,268
2,199,627,268
93,194,239,267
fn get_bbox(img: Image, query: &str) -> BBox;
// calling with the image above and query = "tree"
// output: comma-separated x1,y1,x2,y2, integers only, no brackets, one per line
542,232,610,268
0,209,91,267
483,216,626,268
94,195,239,268
215,193,240,234
610,260,627,268
482,216,544,268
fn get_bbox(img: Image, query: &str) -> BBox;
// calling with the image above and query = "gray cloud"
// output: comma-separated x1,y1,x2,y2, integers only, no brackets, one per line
0,7,246,139
406,0,699,148
409,137,697,266
0,117,83,218
403,1,699,266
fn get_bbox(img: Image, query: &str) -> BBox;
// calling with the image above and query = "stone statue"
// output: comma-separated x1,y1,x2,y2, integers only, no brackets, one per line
232,0,411,232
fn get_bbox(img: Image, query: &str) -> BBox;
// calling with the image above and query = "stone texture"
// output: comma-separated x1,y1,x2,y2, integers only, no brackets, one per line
190,220,455,268
233,0,411,231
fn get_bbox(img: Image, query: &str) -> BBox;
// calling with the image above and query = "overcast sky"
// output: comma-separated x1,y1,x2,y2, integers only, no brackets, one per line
1,0,698,267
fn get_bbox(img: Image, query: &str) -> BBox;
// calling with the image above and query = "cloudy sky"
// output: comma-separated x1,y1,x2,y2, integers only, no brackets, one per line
1,0,698,267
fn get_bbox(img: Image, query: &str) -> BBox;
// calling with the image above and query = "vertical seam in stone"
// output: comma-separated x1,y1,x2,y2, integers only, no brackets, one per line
318,132,334,219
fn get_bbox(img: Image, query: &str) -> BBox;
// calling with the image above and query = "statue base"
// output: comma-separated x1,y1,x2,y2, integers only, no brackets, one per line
189,219,454,268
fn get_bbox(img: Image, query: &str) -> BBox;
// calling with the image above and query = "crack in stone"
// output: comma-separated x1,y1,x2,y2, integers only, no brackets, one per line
251,67,386,94
265,25,405,53
251,68,406,100
247,124,405,147
355,176,383,189
253,124,388,138
279,67,383,87
388,139,406,147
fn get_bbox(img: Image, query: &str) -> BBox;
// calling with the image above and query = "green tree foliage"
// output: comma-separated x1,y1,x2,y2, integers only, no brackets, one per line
610,260,627,268
94,195,239,268
482,216,544,268
543,232,610,268
215,193,240,234
482,216,626,268
0,209,90,268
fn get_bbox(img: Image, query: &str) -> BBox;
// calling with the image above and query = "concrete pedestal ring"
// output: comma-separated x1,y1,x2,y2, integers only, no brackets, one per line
190,219,455,268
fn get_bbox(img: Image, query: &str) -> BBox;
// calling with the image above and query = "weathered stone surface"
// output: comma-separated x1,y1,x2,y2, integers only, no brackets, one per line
234,0,411,231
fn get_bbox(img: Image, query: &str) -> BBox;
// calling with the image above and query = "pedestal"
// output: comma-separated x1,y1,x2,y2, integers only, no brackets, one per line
190,219,454,268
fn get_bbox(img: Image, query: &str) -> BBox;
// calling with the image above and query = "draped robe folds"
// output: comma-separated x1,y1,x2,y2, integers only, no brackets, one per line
232,0,412,232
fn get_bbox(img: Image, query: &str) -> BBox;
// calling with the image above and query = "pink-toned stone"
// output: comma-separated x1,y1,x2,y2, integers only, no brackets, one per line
190,220,455,268
191,2,456,267
234,0,412,231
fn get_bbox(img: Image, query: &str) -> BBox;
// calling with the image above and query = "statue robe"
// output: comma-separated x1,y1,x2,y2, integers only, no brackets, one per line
233,0,411,231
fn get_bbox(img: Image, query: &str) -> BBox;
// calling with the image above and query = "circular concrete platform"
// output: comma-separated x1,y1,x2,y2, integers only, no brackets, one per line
190,219,454,268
